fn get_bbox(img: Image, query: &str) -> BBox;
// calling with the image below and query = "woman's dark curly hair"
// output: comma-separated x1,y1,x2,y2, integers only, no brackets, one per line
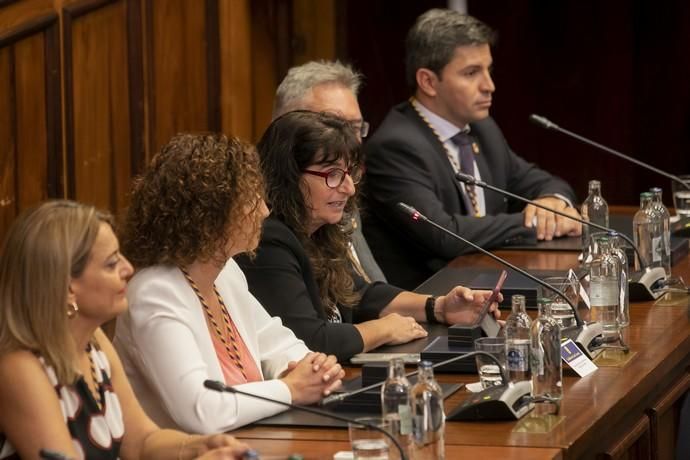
120,133,265,268
257,110,363,309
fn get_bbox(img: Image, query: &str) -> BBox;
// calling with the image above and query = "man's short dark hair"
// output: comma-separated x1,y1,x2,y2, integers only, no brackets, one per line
405,8,496,88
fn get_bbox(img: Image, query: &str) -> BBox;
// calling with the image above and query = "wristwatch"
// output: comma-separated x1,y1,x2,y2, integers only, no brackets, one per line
425,296,439,324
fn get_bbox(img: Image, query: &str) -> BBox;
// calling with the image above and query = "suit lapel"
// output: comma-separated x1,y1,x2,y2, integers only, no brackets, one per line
402,103,467,206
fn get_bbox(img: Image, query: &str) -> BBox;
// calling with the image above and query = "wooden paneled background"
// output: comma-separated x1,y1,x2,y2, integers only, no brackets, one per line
0,0,333,240
3,0,690,241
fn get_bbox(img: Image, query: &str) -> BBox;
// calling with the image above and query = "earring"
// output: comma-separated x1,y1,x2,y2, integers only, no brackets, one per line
67,302,79,319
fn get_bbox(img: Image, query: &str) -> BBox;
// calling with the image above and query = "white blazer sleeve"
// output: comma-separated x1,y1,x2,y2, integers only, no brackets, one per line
219,261,310,379
119,266,299,434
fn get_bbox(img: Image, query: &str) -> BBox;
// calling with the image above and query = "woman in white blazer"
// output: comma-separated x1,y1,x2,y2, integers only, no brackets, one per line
114,133,343,434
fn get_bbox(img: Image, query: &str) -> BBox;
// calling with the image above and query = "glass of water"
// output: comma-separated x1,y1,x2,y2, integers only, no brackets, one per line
672,175,690,217
474,336,506,389
538,277,579,329
349,417,391,460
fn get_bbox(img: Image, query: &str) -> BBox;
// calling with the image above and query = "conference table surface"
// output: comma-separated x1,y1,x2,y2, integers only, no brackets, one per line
234,232,690,459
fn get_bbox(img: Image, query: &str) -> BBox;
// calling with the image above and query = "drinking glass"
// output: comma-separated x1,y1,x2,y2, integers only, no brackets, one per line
538,277,579,329
672,175,690,217
349,417,391,460
474,337,506,389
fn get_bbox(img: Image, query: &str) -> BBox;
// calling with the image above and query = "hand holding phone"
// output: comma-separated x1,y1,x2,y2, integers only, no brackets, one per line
478,270,507,337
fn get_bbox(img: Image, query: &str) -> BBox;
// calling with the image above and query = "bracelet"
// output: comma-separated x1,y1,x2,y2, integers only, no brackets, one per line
425,296,439,324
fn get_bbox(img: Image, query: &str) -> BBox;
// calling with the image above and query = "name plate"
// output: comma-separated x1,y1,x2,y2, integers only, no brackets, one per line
561,338,597,377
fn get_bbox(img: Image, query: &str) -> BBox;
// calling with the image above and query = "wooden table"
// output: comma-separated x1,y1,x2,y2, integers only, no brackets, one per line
235,243,690,460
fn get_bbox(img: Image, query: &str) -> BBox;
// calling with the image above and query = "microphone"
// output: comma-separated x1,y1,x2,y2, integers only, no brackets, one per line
322,352,532,422
455,172,667,301
528,114,690,191
455,172,645,266
321,350,507,406
530,114,690,240
203,380,408,460
397,202,605,360
39,450,73,460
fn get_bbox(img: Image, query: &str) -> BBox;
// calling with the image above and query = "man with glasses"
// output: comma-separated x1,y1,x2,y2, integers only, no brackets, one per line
272,60,386,282
363,9,581,289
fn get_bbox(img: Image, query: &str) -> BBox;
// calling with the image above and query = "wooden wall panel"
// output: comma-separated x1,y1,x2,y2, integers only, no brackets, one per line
219,0,252,142
0,11,60,240
15,33,49,208
64,0,135,213
249,0,291,140
0,46,15,235
145,0,218,155
0,0,324,239
291,0,335,65
0,0,52,33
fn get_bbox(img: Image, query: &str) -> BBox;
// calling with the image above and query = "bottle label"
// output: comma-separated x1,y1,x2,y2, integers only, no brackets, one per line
398,404,412,435
531,346,545,376
652,236,662,262
590,280,618,306
665,236,671,256
506,341,529,372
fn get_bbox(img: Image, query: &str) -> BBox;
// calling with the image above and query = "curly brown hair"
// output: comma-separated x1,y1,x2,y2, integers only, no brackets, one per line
257,111,363,310
120,133,265,268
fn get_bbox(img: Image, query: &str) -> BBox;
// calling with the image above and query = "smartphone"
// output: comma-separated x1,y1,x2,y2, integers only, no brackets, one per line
478,270,508,337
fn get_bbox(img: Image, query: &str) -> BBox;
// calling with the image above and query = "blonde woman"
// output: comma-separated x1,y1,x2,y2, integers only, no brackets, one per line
0,201,250,460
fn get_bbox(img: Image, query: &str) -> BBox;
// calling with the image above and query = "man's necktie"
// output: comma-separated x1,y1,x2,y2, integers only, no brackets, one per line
450,132,480,216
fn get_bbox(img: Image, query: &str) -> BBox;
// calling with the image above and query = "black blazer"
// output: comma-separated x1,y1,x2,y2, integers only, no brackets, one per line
362,101,576,289
236,217,403,362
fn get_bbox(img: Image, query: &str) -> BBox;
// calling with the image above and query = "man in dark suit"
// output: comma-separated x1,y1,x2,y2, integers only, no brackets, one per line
363,9,581,289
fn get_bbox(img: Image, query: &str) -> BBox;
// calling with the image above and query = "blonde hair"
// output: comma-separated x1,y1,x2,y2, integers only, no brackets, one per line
0,200,110,384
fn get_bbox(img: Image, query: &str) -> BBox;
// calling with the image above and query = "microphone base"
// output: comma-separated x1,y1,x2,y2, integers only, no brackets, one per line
629,267,667,301
447,380,533,421
327,374,462,414
563,323,605,360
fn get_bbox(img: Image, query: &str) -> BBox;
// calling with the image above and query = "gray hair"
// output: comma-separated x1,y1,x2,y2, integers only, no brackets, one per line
272,60,363,119
405,9,496,88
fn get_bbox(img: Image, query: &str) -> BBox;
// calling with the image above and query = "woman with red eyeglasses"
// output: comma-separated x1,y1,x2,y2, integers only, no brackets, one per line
237,110,500,361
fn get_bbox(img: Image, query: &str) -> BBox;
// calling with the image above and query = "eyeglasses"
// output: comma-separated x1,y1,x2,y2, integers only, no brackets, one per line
302,164,364,188
352,120,370,138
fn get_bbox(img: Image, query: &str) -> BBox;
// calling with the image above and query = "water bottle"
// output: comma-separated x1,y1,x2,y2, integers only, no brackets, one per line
504,294,532,382
530,299,562,403
607,232,630,327
581,180,609,250
589,236,621,341
411,361,444,460
632,192,655,271
381,358,412,458
649,187,671,276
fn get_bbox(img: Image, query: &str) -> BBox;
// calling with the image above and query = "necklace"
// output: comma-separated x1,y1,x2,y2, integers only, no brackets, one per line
86,342,104,411
409,97,481,217
180,267,248,381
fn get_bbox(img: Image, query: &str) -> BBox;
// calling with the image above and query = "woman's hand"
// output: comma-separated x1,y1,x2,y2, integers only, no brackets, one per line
281,352,345,405
178,434,251,460
380,312,428,345
436,287,501,325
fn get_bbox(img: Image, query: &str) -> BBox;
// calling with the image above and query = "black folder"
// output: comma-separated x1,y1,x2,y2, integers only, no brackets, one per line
251,376,462,428
497,214,688,266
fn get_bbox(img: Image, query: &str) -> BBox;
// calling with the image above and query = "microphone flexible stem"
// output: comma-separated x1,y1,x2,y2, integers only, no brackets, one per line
458,174,647,268
321,351,506,406
550,124,690,191
408,205,583,327
203,380,407,460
